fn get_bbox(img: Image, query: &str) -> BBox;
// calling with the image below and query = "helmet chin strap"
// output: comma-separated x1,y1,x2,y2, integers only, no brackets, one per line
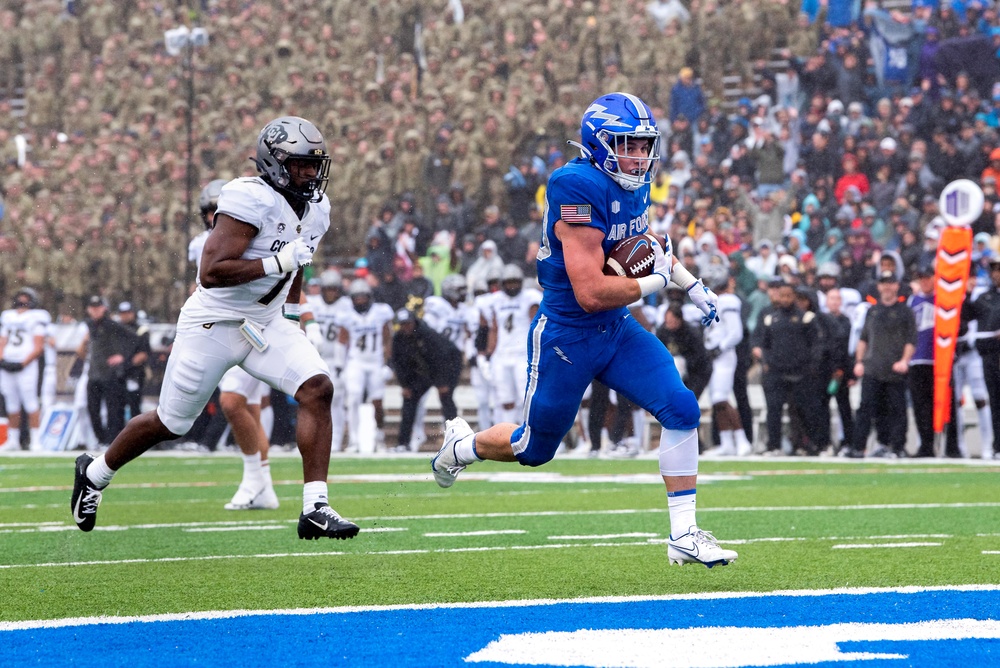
566,140,592,160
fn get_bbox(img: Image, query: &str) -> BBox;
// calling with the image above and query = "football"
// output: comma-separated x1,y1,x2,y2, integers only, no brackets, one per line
603,233,658,278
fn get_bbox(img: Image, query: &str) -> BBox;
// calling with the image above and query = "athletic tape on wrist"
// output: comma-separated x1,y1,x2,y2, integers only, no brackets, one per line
262,255,281,276
636,273,668,298
670,263,698,291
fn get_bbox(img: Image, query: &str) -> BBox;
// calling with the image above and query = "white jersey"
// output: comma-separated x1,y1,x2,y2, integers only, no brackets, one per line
423,296,471,351
490,288,542,359
0,308,49,363
341,302,395,366
309,295,351,359
704,292,743,352
179,177,331,326
188,229,210,284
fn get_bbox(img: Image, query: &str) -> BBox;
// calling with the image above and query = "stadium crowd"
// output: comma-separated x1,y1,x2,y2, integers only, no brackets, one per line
3,0,1000,458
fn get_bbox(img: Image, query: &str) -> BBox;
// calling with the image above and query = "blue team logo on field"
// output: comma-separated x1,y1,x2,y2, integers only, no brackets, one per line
3,587,998,667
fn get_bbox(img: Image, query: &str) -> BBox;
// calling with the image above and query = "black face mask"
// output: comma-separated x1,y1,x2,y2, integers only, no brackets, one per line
16,302,30,309
503,282,522,297
353,298,372,314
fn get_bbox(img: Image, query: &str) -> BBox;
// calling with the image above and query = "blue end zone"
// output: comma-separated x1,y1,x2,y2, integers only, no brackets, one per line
2,589,998,667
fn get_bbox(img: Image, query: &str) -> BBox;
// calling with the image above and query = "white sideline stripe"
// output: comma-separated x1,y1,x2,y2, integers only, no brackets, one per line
424,530,527,537
548,533,660,540
832,542,943,549
2,585,1000,632
983,551,1000,555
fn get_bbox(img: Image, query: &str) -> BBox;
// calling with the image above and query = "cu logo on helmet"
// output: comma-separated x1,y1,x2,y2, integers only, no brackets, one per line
264,125,288,146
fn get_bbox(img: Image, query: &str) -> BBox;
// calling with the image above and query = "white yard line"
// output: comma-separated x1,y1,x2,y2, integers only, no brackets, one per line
4,503,998,535
832,542,943,549
0,530,990,570
424,530,527,537
547,533,660,540
3,585,1000,632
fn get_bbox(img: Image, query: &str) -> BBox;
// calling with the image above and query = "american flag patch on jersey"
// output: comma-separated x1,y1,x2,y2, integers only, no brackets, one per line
560,204,592,223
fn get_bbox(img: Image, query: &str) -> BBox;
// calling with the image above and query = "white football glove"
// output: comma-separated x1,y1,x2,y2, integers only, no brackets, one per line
687,279,720,327
305,320,324,349
270,238,313,275
650,234,671,281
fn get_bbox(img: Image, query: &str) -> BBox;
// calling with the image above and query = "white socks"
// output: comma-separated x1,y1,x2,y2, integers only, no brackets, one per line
260,459,273,487
455,434,481,465
667,488,697,538
241,452,262,482
86,454,117,488
7,428,18,449
718,430,735,455
303,481,328,514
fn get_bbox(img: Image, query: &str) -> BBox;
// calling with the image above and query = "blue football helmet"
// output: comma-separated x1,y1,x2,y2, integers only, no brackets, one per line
575,92,660,191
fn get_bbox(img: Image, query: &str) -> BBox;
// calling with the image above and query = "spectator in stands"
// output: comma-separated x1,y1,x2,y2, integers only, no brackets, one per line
669,67,705,125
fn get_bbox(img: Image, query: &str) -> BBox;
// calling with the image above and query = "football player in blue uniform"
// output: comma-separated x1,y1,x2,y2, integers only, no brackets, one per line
431,93,737,567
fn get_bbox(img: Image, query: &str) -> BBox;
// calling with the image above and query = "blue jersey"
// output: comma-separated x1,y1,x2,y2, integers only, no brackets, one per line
536,158,651,327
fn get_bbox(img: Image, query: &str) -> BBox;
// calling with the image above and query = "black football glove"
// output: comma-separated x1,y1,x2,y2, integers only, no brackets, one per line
0,360,24,373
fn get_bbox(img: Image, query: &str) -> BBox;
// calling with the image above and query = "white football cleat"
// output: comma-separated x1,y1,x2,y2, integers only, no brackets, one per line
667,526,738,568
224,479,279,510
431,417,475,488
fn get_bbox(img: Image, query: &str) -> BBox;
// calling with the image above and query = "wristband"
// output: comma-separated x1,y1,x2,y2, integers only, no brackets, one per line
283,302,301,321
670,263,698,291
262,255,281,276
636,273,668,298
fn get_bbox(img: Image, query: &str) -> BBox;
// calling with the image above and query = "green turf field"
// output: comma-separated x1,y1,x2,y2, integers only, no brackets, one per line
2,453,999,623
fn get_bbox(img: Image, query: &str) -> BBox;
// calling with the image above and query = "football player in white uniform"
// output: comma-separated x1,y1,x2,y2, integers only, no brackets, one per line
339,280,395,451
309,269,351,452
192,178,280,511
703,277,752,456
72,117,359,540
470,275,500,430
0,288,48,451
487,265,542,424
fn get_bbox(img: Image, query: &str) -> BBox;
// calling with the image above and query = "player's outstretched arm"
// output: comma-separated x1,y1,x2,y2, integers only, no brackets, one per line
559,221,645,313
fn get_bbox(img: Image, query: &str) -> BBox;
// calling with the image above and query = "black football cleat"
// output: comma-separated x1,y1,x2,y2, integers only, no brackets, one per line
71,454,105,532
297,503,360,540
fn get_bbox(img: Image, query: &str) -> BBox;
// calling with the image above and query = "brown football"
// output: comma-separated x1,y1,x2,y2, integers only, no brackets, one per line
603,233,658,278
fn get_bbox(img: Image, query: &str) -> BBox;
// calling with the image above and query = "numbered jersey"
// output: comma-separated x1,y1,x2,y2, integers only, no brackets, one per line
491,288,542,358
423,296,471,351
341,302,395,366
0,308,50,363
309,295,351,358
179,177,331,326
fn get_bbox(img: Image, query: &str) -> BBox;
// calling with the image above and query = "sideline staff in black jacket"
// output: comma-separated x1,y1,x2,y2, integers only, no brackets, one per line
390,309,463,452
